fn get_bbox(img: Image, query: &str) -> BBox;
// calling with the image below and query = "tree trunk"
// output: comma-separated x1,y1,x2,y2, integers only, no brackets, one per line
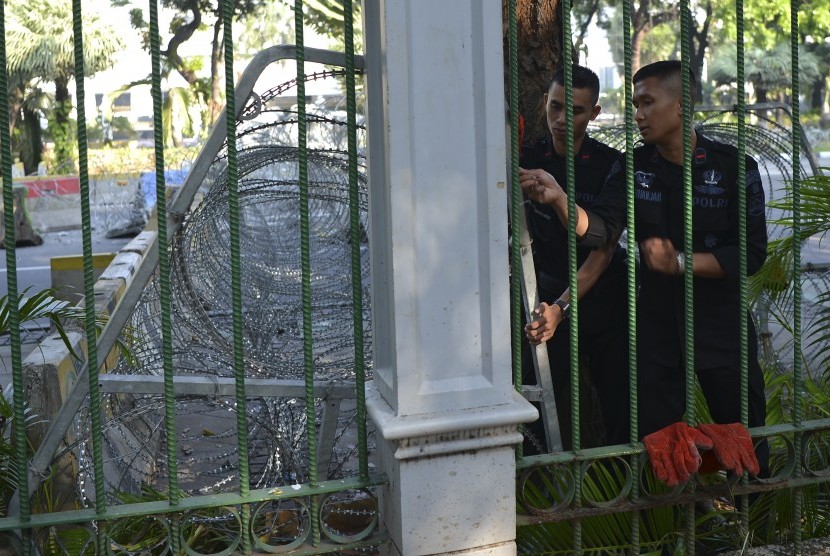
690,2,712,103
810,78,822,111
574,0,600,59
821,74,830,128
9,85,24,167
630,0,652,73
210,16,224,126
8,88,22,133
503,0,565,144
163,0,202,87
52,77,75,173
631,27,645,73
21,108,43,175
756,87,768,104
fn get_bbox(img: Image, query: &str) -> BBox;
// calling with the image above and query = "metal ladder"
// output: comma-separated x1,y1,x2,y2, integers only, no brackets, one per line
516,203,563,452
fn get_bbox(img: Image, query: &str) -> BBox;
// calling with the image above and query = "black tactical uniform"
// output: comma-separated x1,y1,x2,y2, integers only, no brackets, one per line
521,136,630,450
582,133,768,461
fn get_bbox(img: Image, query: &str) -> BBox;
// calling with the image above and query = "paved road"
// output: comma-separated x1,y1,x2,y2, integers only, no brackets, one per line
0,230,133,297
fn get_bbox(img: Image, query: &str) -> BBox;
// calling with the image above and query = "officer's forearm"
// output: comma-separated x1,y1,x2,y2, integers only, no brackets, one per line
557,243,615,304
691,252,725,278
550,195,589,239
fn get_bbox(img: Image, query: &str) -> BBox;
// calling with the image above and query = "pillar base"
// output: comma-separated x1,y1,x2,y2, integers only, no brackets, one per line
368,383,536,556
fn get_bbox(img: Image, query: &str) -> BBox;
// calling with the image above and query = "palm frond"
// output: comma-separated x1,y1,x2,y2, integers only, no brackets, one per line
0,287,100,361
805,288,830,372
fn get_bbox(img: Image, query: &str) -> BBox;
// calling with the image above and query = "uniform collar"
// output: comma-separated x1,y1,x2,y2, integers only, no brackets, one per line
694,133,712,164
546,135,596,163
576,135,597,164
645,131,710,166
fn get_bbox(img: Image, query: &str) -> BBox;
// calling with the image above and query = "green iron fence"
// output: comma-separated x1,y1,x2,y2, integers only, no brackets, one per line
0,0,384,554
0,0,827,554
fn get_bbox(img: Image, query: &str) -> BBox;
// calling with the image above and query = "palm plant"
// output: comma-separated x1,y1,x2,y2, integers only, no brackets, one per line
163,86,202,148
5,0,124,172
750,170,830,374
517,465,688,554
0,287,112,518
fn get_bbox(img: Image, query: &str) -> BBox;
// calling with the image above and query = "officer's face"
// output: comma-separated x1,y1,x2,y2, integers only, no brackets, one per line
545,83,601,156
632,75,682,146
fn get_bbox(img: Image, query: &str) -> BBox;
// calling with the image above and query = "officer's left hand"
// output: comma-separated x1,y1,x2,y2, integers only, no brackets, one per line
525,302,562,345
640,237,681,276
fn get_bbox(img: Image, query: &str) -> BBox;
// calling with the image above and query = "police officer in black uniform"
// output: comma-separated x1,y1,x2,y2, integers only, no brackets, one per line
521,65,630,451
522,60,768,469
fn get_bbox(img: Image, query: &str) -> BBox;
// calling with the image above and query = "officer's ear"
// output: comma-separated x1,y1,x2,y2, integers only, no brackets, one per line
590,104,601,121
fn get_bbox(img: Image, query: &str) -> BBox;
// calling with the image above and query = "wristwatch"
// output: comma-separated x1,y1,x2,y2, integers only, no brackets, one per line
552,298,571,320
676,251,686,275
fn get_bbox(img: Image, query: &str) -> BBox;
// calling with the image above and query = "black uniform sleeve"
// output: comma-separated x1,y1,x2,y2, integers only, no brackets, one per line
710,155,768,278
580,155,627,249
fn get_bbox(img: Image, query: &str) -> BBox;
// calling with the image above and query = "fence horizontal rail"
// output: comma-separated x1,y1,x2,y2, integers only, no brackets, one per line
98,375,358,399
0,476,386,532
518,417,830,469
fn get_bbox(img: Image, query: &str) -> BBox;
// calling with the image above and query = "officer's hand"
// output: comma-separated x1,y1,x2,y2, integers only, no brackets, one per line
640,237,681,276
519,168,564,206
524,302,562,345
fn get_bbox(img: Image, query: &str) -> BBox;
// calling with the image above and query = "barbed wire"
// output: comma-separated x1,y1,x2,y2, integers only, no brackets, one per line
72,70,375,503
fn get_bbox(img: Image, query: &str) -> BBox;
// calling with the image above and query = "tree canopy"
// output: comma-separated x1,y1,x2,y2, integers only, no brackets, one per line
115,0,261,124
6,0,123,171
6,0,123,84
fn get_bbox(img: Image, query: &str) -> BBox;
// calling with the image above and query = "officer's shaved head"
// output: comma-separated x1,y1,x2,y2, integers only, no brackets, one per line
633,60,696,104
549,65,601,106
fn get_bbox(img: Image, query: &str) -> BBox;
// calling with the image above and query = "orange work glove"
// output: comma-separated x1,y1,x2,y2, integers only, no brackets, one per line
696,423,760,477
643,422,714,487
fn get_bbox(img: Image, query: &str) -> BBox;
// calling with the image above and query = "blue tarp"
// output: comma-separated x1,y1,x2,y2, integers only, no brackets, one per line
140,168,190,210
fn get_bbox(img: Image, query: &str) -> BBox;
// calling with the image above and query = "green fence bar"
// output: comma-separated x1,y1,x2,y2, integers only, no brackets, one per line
342,0,369,482
736,0,751,528
560,3,582,553
623,0,640,552
220,0,253,553
679,1,697,553
149,0,178,505
508,0,523,447
148,0,182,550
72,0,107,540
0,0,30,552
294,0,321,547
790,0,804,551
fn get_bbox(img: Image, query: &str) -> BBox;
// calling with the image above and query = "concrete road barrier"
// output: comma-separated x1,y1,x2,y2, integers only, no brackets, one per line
21,231,157,509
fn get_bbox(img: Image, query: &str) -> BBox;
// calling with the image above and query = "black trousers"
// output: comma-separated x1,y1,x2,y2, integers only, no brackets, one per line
637,353,769,475
522,298,631,453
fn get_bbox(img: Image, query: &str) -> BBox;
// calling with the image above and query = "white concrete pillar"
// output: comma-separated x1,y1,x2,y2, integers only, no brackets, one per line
363,1,537,554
